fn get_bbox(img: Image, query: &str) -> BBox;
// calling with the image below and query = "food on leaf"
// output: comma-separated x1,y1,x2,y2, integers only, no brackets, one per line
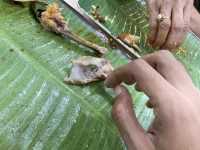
32,2,108,55
176,47,187,55
65,56,113,85
117,33,141,52
118,33,140,45
90,5,107,23
41,3,68,33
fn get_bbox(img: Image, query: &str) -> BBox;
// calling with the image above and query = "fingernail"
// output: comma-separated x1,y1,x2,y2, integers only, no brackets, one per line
114,86,122,96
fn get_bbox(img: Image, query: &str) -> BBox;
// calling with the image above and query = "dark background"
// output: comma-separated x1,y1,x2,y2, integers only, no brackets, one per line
194,0,200,12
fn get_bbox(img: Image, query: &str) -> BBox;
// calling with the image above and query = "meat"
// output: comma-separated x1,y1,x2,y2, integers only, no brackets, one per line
117,33,140,46
64,56,113,85
40,3,68,33
117,33,141,52
37,3,108,55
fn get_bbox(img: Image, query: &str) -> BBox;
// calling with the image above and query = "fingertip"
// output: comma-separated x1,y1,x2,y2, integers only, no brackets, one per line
112,86,133,120
114,86,123,96
114,86,132,102
105,69,125,88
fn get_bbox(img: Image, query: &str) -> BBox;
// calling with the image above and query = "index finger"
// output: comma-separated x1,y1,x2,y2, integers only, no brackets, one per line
105,59,175,108
143,50,196,97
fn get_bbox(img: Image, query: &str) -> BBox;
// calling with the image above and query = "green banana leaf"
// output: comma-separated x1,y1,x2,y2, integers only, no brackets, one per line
0,0,200,149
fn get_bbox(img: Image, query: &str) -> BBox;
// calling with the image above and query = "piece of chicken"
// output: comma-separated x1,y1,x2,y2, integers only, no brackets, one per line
40,3,69,33
33,2,108,55
64,56,113,85
117,33,141,52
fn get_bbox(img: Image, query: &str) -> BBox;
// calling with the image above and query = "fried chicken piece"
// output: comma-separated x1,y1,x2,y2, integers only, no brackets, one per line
118,33,140,46
37,3,107,55
117,33,141,52
40,3,68,33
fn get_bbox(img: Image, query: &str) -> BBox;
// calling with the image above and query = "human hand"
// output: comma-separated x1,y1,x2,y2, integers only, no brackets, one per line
147,0,193,50
105,50,200,150
190,7,200,38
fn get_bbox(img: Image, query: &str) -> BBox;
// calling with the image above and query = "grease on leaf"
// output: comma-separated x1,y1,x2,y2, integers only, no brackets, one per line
176,47,187,56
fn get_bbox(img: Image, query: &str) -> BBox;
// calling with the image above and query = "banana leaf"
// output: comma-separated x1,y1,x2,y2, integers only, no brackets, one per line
0,0,200,149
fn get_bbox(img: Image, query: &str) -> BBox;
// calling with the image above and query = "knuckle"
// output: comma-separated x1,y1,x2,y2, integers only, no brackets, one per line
157,50,173,58
184,21,190,28
149,21,157,31
129,59,145,75
130,58,144,68
175,40,182,47
165,42,177,49
182,25,189,33
172,23,184,32
155,50,185,69
160,20,171,30
173,26,181,32
153,50,174,66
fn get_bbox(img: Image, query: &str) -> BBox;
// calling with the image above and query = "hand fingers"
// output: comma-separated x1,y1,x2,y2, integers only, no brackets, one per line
162,4,187,50
190,7,200,38
152,1,172,48
143,50,197,98
105,58,175,108
147,0,159,44
112,86,155,150
184,1,193,28
105,64,136,86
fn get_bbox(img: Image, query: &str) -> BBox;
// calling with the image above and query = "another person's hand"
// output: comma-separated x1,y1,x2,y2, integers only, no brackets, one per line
147,0,193,50
190,7,200,38
105,50,200,150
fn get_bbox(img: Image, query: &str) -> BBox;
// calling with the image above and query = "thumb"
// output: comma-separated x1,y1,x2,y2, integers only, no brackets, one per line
112,86,154,150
